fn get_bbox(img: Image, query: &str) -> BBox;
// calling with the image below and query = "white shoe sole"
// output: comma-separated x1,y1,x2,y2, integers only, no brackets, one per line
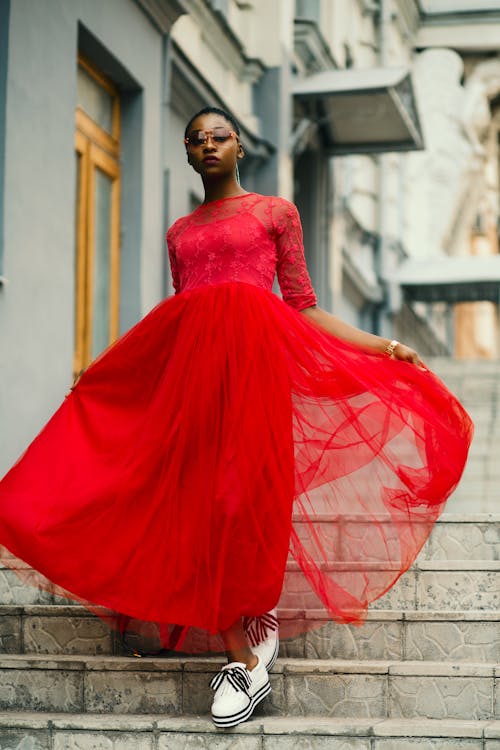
264,636,279,671
211,679,272,728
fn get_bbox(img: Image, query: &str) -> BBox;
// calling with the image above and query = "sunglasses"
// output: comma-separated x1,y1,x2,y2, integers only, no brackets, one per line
184,127,237,147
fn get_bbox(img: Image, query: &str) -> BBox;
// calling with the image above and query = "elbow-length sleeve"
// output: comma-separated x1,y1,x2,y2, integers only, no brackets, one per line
272,198,317,311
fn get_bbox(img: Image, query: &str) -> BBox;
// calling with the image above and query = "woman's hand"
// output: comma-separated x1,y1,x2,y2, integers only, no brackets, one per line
65,369,85,397
391,342,422,366
300,306,425,368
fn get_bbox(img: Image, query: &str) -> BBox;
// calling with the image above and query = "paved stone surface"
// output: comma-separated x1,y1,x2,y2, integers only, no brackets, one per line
423,520,500,561
372,718,486,738
158,737,262,749
0,571,52,606
375,741,481,749
292,512,500,567
0,666,83,712
404,619,500,661
289,562,499,613
0,714,499,749
84,670,182,715
300,612,500,662
53,734,154,750
416,569,500,610
4,606,499,662
285,672,386,718
485,722,500,738
0,731,50,749
304,619,402,661
0,614,21,654
389,674,493,721
495,676,500,720
362,573,418,611
262,739,370,749
24,616,112,656
0,655,497,719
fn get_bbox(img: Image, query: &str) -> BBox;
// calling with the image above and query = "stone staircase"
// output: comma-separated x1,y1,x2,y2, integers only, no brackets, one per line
0,358,499,749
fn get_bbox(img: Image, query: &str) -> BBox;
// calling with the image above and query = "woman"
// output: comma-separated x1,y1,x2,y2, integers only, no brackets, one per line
0,107,472,729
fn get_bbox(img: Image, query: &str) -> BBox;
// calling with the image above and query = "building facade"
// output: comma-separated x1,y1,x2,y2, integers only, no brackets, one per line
1,0,499,473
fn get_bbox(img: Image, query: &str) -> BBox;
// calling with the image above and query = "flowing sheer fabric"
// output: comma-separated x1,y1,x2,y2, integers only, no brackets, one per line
0,193,473,653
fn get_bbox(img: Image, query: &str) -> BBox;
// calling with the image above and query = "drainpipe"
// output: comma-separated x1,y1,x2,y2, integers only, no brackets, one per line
161,32,173,299
377,0,394,336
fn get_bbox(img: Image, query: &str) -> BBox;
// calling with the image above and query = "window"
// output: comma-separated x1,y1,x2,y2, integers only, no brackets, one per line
207,0,229,12
295,0,320,23
74,56,120,376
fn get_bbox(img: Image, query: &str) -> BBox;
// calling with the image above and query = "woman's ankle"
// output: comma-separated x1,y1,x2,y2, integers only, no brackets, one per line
227,650,258,670
245,653,258,671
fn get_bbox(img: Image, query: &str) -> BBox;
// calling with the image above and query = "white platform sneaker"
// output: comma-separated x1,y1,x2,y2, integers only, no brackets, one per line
243,609,279,671
210,655,271,728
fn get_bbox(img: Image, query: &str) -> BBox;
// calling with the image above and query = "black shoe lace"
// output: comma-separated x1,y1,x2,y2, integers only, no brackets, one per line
210,664,252,694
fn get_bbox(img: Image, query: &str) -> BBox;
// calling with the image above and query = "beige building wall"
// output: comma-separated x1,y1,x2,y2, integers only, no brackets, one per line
169,0,295,205
327,3,500,356
168,0,500,355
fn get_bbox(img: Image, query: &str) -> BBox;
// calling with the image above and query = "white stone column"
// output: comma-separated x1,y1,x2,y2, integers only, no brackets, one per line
405,48,474,259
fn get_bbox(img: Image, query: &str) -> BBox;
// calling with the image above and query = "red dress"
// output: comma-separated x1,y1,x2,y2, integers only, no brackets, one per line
0,193,473,652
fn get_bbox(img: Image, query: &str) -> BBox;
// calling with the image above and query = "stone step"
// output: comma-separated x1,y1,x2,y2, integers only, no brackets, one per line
279,609,500,663
284,560,500,611
1,605,498,663
426,357,500,378
423,515,499,560
292,513,500,562
0,655,498,721
0,605,116,657
2,517,497,587
445,491,498,515
1,559,498,611
0,713,499,750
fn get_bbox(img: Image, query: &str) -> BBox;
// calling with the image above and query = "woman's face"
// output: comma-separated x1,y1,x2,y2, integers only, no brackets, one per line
185,113,243,180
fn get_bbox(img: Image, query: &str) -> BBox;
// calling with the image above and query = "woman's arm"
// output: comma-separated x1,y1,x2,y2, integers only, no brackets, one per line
301,305,421,365
270,199,420,365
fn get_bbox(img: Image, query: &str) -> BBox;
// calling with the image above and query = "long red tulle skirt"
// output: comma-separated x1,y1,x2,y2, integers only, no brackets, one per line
0,282,473,652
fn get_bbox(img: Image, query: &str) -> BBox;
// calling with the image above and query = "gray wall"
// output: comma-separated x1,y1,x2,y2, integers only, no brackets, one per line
253,66,283,197
0,0,10,278
0,0,165,472
294,149,331,310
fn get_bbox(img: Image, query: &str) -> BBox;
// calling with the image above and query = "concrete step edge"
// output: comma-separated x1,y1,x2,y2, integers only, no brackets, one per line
278,608,500,622
3,605,500,622
286,560,500,571
0,712,497,739
0,654,497,676
290,513,500,523
3,560,498,573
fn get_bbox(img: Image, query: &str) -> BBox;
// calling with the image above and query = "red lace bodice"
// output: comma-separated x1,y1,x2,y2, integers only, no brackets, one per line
166,193,317,311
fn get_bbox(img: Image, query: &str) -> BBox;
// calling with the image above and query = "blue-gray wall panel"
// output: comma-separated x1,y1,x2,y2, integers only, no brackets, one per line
0,0,10,277
120,90,144,329
0,0,164,473
253,66,281,196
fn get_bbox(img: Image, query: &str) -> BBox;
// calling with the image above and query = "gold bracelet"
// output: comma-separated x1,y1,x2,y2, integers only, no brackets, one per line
384,339,399,357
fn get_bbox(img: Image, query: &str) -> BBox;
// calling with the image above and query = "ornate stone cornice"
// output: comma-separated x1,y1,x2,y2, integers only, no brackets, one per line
393,0,420,41
293,19,337,75
134,0,189,34
417,5,500,26
183,0,265,84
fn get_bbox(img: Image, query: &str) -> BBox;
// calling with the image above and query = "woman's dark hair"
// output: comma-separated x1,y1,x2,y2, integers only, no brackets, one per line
184,107,241,139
